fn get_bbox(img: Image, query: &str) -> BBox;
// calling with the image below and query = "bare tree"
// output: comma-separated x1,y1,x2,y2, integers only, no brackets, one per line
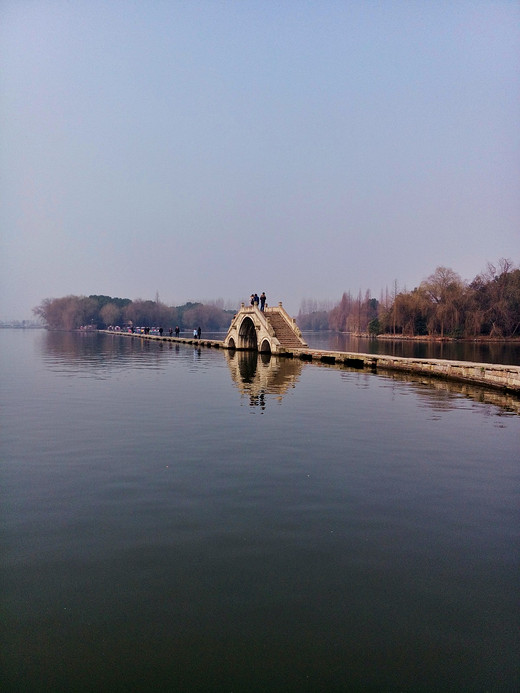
33,295,98,330
421,267,466,337
99,303,121,327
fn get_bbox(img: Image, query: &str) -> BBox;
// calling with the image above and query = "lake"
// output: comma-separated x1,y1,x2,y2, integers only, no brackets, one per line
302,332,520,365
1,329,519,691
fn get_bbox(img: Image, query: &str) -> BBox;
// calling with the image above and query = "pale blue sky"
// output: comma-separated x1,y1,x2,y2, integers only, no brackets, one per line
1,0,518,319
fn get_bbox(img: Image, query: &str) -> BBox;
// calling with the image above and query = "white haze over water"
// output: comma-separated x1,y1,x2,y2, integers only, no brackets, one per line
1,1,519,320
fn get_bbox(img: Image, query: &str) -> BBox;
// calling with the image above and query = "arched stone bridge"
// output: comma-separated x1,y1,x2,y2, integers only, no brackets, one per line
224,302,308,354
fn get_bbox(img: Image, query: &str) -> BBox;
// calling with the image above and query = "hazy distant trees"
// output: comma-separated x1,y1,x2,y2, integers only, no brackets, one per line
33,294,235,332
327,291,378,333
34,296,100,331
122,299,175,328
296,259,520,339
34,258,519,338
419,267,467,337
470,259,520,337
182,303,232,331
297,299,332,331
382,261,520,338
99,302,122,327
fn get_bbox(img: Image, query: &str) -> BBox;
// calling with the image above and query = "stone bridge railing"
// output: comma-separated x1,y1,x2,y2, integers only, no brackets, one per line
224,302,301,353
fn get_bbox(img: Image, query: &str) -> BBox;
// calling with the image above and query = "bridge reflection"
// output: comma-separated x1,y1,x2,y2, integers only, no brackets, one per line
41,331,520,414
225,351,304,410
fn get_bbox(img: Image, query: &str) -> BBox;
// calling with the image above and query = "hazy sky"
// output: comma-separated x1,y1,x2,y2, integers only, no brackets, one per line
1,1,518,319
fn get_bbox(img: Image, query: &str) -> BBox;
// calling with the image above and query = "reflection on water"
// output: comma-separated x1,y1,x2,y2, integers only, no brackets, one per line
370,369,520,415
225,350,303,409
42,329,520,371
39,331,520,414
2,329,519,691
228,349,520,414
304,331,520,365
42,330,170,375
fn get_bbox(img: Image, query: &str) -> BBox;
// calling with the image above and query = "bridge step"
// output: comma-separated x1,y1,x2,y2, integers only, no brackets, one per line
266,312,305,348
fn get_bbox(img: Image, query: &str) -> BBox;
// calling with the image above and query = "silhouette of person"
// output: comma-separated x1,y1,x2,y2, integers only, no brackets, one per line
260,292,266,311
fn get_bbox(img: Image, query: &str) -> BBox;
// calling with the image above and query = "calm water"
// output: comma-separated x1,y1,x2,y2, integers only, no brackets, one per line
1,330,519,692
302,332,520,365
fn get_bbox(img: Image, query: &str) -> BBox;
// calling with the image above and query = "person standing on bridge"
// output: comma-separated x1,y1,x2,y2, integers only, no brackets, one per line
197,326,201,339
260,292,266,311
175,326,180,337
254,293,259,308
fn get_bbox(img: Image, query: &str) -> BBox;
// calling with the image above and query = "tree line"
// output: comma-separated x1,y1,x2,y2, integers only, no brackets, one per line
297,259,520,338
34,258,519,338
33,294,235,332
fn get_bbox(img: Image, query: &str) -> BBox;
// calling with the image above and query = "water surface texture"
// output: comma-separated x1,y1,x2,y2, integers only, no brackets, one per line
1,330,518,691
303,331,520,365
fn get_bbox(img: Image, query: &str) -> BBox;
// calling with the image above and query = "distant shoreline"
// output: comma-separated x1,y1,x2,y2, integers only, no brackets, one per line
347,332,520,344
7,324,520,345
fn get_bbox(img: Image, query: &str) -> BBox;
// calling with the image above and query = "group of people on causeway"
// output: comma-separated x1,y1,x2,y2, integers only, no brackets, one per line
127,325,190,338
250,292,267,311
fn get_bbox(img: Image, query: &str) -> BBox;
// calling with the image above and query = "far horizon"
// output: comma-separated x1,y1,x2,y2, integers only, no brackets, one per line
2,2,518,321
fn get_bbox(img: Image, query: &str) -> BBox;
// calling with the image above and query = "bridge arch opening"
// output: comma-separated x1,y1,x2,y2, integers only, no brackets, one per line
227,336,236,349
238,351,257,382
259,338,271,354
238,317,258,350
